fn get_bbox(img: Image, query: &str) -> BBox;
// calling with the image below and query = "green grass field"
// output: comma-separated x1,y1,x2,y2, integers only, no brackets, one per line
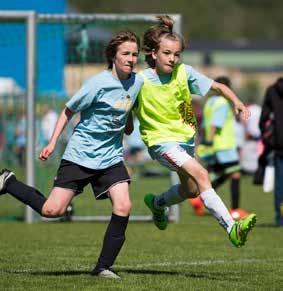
0,167,283,290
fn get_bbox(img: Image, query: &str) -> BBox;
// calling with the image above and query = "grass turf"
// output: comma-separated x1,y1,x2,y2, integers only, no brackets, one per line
0,170,282,290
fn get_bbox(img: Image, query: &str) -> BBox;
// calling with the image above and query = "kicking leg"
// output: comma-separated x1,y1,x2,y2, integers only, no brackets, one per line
41,187,75,217
0,168,75,217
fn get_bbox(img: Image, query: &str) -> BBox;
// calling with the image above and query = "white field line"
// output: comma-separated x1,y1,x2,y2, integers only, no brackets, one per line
116,258,283,269
1,258,282,274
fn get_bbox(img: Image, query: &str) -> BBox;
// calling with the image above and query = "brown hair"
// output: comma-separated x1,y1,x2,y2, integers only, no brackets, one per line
143,15,185,67
105,31,140,69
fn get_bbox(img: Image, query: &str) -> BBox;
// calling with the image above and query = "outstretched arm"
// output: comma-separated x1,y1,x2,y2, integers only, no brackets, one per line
211,81,250,120
39,107,75,161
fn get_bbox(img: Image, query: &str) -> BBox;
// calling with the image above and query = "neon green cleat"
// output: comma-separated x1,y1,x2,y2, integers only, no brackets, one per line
229,213,257,247
144,193,168,230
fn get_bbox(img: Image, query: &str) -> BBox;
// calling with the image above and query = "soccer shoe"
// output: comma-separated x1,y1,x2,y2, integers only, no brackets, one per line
229,208,249,220
144,193,168,230
229,213,257,247
190,196,204,216
0,169,15,195
91,268,120,279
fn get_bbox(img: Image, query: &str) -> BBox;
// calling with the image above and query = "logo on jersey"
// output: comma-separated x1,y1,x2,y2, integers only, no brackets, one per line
178,101,197,130
113,95,132,111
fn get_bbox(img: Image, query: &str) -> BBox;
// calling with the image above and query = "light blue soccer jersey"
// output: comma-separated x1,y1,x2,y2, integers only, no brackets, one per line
142,64,213,96
203,96,239,163
62,70,143,169
205,96,230,128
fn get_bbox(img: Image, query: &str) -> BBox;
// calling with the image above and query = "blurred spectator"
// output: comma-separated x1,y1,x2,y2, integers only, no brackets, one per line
241,100,261,174
40,104,58,144
3,109,17,165
234,115,245,160
15,108,26,166
259,77,283,227
195,76,248,219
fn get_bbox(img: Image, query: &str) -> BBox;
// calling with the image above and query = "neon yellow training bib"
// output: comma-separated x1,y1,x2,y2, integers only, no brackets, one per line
203,96,236,151
134,64,197,147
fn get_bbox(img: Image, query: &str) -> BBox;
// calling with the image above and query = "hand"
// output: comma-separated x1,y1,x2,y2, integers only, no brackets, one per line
39,143,55,161
234,102,250,120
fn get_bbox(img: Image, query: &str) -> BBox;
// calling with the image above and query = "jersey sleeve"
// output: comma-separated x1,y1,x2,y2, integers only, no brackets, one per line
185,65,213,96
66,77,99,112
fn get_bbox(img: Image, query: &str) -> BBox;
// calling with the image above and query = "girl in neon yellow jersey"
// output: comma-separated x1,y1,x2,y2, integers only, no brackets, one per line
133,15,256,247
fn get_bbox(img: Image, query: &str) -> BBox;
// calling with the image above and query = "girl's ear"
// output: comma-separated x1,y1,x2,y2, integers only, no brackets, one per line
152,49,157,60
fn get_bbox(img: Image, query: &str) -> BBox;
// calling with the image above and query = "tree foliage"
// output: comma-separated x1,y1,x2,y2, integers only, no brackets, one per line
68,0,283,41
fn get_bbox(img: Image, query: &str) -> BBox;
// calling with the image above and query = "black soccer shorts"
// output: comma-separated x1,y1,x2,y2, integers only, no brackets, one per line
53,159,130,200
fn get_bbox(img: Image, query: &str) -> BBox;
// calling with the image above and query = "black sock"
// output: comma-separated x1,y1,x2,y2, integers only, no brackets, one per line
231,178,240,209
92,213,129,273
5,176,46,215
212,174,227,189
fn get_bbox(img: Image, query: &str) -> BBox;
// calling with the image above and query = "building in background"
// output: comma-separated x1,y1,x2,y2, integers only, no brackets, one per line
0,0,66,95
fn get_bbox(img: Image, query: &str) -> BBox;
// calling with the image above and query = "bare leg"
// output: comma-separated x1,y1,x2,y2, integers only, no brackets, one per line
41,187,76,217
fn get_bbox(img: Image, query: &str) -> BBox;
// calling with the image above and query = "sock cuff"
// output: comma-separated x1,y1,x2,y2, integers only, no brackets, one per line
5,175,17,187
111,213,129,223
200,188,216,199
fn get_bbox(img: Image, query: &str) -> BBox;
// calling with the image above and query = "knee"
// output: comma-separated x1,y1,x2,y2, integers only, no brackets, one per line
41,204,66,217
114,200,132,216
180,184,200,199
189,188,200,199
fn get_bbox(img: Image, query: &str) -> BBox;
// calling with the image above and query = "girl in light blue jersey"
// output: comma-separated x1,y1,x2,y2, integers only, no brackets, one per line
133,15,256,247
0,31,143,279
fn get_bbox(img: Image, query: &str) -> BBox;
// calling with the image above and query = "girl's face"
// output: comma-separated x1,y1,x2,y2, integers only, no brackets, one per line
112,41,139,79
152,37,182,74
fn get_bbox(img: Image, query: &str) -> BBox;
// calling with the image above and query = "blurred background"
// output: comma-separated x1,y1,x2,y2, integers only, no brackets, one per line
0,0,282,222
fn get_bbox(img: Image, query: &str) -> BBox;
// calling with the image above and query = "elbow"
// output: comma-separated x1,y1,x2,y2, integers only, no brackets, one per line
65,107,75,120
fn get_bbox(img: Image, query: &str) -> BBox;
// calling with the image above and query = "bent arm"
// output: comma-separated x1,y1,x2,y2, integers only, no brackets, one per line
211,81,250,120
48,107,75,145
39,107,75,160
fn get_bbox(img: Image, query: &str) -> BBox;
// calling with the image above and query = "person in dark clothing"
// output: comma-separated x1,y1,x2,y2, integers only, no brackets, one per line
259,77,283,226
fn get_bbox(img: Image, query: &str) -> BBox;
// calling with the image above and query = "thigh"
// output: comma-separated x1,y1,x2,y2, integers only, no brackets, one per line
54,159,92,194
108,182,131,206
90,162,130,200
148,141,195,171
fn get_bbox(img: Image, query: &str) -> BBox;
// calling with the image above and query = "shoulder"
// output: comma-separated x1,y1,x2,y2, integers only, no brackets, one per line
83,71,108,88
183,64,194,76
182,64,208,81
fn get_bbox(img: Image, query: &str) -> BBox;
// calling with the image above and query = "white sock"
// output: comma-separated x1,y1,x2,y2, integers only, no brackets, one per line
154,184,184,209
200,188,234,233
